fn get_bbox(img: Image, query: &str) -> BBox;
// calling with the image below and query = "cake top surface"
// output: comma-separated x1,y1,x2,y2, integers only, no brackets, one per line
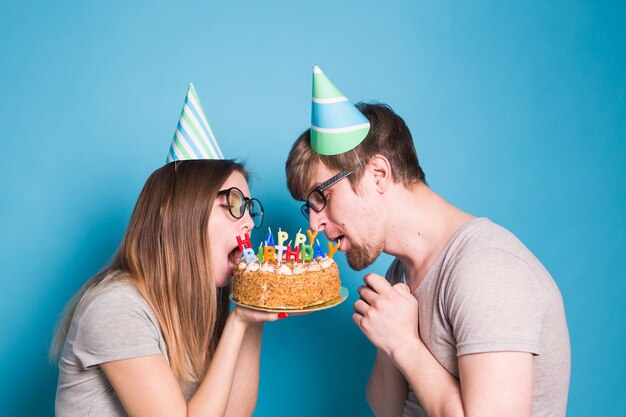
237,256,335,275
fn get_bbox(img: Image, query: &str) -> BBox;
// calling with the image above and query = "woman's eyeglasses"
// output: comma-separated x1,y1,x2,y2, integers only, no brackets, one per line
217,187,264,229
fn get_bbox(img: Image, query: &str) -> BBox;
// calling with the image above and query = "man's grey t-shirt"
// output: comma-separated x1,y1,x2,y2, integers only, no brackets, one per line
386,218,570,417
55,276,168,416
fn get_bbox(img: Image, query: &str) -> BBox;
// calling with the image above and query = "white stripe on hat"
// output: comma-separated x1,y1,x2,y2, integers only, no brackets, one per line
311,123,370,133
312,96,349,104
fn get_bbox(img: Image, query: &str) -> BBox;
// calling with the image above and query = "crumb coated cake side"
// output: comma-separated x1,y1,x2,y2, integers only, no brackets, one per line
232,257,340,309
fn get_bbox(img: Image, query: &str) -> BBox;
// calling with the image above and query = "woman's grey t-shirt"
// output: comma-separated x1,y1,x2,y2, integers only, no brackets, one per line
55,277,169,416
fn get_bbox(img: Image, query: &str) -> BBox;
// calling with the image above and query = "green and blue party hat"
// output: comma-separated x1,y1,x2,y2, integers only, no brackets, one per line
310,65,370,155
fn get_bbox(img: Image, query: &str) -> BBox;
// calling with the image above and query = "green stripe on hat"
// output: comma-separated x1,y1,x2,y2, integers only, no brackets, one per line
313,70,344,99
310,127,370,155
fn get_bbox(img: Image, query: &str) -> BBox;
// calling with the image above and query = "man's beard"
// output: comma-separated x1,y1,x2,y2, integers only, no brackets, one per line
345,239,383,271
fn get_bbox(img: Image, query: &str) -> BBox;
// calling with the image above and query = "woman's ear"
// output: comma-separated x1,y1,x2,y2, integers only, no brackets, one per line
367,154,392,194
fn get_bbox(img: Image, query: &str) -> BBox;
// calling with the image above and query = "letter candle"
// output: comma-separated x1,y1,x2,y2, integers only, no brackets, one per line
314,239,326,258
285,240,300,262
264,227,275,246
236,227,339,264
236,233,252,251
327,241,340,258
275,245,287,263
263,246,276,263
242,247,256,264
301,244,314,261
257,243,264,262
294,228,306,247
277,228,288,246
306,229,319,245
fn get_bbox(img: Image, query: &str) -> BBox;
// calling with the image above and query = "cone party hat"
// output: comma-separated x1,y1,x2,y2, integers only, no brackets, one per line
310,65,370,155
166,83,224,163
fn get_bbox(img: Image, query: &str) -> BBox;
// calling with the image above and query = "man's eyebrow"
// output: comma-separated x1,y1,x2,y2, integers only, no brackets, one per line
306,179,323,191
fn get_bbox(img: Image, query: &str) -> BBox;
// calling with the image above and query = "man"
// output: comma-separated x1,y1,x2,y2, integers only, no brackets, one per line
284,67,570,417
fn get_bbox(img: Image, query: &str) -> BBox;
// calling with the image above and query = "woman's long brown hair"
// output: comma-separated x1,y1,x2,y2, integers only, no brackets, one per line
51,159,246,382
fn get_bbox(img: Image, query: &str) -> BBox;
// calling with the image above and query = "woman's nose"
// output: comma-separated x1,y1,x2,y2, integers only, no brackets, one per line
240,210,254,233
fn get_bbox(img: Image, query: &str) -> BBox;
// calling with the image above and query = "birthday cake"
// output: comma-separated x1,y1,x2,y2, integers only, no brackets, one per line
232,229,341,309
233,257,340,309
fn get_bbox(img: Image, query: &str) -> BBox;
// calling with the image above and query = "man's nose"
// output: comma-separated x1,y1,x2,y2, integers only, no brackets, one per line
308,209,326,232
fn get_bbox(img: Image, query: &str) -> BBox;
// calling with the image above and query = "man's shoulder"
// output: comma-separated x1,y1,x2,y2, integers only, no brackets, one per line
445,219,554,295
447,218,532,261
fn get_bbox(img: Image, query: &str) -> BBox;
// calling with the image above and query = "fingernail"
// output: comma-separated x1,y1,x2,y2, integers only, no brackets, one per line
277,312,288,319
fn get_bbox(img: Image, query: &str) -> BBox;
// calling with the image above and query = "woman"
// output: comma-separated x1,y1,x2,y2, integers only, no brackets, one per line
51,159,283,417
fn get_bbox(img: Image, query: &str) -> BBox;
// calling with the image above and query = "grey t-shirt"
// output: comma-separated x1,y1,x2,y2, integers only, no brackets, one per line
55,275,168,417
386,218,570,417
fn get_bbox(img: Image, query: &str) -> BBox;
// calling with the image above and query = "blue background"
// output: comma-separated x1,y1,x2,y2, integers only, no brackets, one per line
1,1,624,416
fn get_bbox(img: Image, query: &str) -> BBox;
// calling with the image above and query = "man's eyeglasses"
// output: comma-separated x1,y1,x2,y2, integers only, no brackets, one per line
300,163,364,220
217,187,264,229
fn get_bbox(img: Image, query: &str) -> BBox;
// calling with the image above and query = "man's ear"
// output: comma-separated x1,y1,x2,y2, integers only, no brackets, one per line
367,154,392,194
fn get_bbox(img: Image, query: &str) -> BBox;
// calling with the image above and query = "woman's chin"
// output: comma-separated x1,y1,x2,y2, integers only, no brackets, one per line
215,270,232,288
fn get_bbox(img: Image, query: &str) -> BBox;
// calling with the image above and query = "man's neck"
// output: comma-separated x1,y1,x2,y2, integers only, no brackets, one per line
383,183,475,292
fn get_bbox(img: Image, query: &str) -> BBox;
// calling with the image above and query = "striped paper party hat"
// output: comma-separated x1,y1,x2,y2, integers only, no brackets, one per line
310,65,370,155
166,83,224,163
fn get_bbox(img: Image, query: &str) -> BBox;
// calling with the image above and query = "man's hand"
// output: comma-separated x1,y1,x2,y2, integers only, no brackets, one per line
352,273,421,357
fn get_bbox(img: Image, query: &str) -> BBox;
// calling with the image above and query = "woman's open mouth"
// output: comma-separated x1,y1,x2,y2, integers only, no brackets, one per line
227,247,242,271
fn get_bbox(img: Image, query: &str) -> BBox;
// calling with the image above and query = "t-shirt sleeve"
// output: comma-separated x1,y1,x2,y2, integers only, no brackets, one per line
446,248,547,356
73,285,163,369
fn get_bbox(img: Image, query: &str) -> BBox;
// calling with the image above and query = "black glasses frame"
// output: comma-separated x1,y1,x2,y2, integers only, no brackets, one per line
301,162,365,220
217,187,264,229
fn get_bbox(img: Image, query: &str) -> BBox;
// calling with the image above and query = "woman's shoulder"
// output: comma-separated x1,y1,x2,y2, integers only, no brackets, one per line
93,272,146,304
64,271,166,369
73,271,157,333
